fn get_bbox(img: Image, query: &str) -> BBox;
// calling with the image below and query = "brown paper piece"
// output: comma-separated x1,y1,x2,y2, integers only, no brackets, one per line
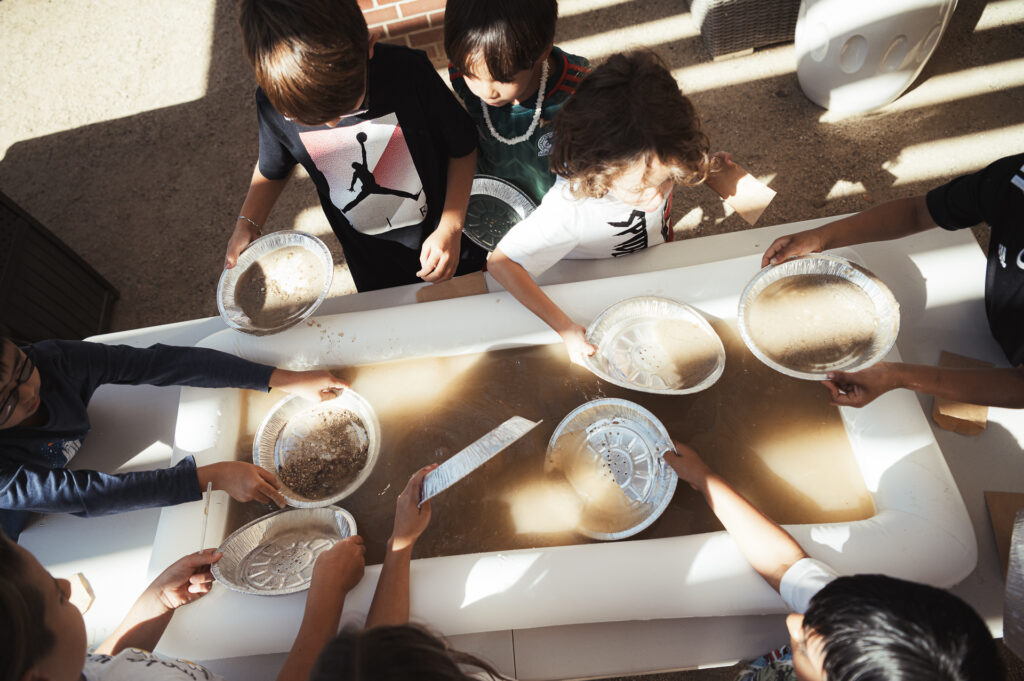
985,491,1024,578
931,351,993,435
68,572,95,614
415,271,488,303
705,163,777,226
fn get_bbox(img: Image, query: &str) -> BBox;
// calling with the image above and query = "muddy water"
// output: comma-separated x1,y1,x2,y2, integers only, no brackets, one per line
228,320,874,565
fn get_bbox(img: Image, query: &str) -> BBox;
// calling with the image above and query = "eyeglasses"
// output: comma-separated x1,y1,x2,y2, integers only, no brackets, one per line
0,352,35,426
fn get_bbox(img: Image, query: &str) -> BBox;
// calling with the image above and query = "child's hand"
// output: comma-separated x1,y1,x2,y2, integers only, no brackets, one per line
760,230,827,268
559,325,597,366
662,440,711,491
391,464,437,552
823,362,896,408
417,223,462,282
148,549,222,612
710,150,734,168
197,461,286,508
310,535,366,595
269,368,349,402
224,221,260,269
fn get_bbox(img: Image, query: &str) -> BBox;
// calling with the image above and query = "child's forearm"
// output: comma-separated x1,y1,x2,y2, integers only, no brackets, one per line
438,149,477,235
237,163,292,230
890,363,1024,408
698,473,807,591
817,195,934,250
365,540,414,629
94,590,173,655
488,250,577,334
276,589,348,681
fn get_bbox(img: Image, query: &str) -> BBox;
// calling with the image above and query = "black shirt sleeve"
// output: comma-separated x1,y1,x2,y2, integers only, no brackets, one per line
414,51,478,160
926,154,1024,231
256,88,299,180
51,340,274,397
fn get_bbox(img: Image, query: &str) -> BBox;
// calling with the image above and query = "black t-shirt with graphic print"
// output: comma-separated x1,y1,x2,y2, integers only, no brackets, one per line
927,153,1024,366
256,44,486,291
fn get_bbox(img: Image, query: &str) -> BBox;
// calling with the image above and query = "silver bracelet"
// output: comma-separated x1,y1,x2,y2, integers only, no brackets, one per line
237,215,262,235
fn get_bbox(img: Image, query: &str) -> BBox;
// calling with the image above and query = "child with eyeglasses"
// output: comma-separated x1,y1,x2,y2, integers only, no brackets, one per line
0,337,347,539
223,0,486,291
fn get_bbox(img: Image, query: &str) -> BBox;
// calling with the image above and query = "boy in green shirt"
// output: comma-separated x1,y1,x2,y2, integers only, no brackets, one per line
445,0,589,206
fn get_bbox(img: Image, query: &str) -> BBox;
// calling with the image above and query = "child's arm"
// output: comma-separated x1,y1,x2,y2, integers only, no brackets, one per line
824,361,1024,408
417,149,477,283
488,248,596,365
224,163,292,269
663,441,807,591
94,549,221,655
365,464,436,628
761,195,934,267
277,536,366,681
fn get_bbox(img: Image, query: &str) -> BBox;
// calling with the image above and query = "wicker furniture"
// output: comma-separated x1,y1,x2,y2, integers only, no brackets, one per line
0,190,118,342
687,0,801,58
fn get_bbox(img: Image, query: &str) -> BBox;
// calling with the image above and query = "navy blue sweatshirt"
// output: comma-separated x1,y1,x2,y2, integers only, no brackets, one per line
0,340,274,533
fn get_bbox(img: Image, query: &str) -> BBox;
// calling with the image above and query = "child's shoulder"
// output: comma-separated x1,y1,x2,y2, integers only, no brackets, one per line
369,43,434,77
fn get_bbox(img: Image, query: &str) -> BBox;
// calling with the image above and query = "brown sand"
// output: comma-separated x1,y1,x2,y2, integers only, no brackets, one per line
230,321,874,565
747,274,878,370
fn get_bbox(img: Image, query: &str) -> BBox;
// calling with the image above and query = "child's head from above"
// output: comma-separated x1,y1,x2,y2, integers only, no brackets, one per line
550,50,714,211
0,338,42,431
444,0,557,107
238,0,371,127
311,624,504,681
790,574,1002,681
0,531,87,681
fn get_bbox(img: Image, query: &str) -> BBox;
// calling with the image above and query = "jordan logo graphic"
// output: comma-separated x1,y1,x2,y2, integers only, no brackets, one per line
343,131,421,212
609,210,648,257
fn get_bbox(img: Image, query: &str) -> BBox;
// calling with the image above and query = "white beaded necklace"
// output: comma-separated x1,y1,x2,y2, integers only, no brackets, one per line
481,57,550,146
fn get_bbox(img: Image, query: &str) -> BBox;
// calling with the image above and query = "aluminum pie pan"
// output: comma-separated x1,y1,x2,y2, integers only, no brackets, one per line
737,254,900,380
546,398,677,541
217,231,334,336
584,296,726,394
464,175,537,251
253,391,381,508
212,506,356,595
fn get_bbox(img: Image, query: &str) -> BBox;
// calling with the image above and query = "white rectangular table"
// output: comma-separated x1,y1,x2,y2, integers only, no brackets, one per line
20,217,1022,679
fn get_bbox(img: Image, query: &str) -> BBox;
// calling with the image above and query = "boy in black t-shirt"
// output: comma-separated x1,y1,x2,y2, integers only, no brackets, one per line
761,153,1024,409
223,0,486,291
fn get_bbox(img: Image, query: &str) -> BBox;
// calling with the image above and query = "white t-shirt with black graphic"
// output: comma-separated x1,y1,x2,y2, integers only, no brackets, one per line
495,177,671,277
83,649,224,681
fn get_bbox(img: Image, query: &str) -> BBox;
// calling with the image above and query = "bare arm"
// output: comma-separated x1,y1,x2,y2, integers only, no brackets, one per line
418,150,477,282
488,248,595,364
664,442,806,591
762,195,936,266
366,465,435,628
276,536,365,681
825,362,1024,408
95,550,220,655
224,163,293,268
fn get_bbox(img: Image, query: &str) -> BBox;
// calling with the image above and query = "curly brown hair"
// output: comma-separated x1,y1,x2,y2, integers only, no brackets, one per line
549,50,715,199
238,0,369,126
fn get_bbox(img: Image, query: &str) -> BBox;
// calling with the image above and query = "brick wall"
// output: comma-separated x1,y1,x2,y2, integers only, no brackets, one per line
358,0,450,67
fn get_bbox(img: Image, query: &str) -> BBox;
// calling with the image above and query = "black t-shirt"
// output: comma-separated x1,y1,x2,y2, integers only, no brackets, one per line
256,44,485,291
927,153,1024,366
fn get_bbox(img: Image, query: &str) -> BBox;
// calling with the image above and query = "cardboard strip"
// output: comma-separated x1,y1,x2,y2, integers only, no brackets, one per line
705,162,777,226
416,271,489,303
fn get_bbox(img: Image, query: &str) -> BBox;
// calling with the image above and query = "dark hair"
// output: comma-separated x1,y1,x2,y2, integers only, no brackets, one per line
0,338,13,382
0,531,55,681
310,624,506,681
804,575,1004,681
549,50,715,199
238,0,370,125
444,0,558,82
